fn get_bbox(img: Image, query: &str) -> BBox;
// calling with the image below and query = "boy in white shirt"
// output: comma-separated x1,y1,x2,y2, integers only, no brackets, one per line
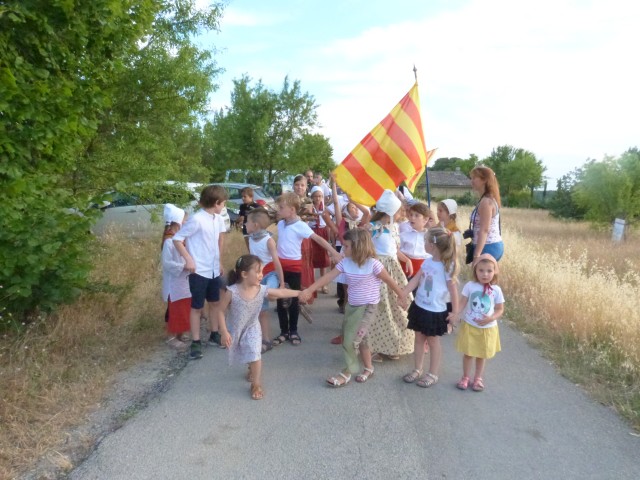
173,185,228,360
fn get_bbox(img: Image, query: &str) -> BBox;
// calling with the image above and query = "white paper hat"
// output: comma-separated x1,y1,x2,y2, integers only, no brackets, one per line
163,203,185,224
375,189,401,220
441,199,458,215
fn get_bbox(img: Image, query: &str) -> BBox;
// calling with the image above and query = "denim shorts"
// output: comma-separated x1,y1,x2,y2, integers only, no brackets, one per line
260,270,279,311
480,241,504,262
188,274,223,309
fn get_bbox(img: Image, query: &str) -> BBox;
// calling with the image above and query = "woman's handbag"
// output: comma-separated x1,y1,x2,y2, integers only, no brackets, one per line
465,241,475,265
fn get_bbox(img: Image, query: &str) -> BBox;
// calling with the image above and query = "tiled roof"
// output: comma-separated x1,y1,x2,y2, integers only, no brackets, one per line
426,170,471,187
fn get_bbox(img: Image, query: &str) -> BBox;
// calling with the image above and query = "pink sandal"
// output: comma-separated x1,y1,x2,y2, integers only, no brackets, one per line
456,376,470,390
472,377,485,392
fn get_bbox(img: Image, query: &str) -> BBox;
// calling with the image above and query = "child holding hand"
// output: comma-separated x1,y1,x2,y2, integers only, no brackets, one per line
217,255,300,400
401,226,459,388
299,229,408,387
450,253,504,392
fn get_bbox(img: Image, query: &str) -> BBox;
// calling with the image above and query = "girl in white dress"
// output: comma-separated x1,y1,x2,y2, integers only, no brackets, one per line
218,255,300,400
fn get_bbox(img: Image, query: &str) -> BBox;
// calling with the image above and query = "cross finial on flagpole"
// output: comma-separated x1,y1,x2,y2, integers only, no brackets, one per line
413,65,418,82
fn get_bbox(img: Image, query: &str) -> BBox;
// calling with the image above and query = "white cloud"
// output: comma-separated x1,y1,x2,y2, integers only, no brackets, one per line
305,0,640,181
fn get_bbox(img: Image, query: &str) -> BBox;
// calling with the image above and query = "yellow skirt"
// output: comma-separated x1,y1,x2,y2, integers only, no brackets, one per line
455,321,501,359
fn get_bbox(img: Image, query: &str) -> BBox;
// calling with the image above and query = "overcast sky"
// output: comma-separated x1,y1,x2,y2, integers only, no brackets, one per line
199,0,639,185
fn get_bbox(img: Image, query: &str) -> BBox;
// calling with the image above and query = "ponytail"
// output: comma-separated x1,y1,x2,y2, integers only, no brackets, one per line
227,254,262,286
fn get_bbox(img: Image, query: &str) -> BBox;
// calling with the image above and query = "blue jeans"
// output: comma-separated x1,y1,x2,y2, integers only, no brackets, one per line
480,241,504,261
260,270,279,311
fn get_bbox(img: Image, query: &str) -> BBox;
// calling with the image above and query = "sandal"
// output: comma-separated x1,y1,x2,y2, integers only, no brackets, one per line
250,384,264,400
371,353,383,363
261,339,273,353
245,367,253,383
355,367,374,383
403,369,423,384
472,377,485,392
456,376,470,390
272,333,288,346
326,372,351,387
416,372,439,388
289,333,302,346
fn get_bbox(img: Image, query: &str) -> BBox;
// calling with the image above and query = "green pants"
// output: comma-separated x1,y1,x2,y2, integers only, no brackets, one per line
342,303,376,374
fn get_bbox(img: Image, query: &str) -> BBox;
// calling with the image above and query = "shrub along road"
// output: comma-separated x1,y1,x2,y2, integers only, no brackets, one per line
69,291,640,479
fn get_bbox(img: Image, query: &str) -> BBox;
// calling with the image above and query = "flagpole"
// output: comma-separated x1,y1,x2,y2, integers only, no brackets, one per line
414,65,431,207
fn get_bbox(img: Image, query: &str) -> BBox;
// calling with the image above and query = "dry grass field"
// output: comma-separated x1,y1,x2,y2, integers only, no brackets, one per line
1,210,638,478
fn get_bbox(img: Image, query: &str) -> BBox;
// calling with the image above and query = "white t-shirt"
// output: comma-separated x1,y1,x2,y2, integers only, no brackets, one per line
461,281,504,329
173,209,225,279
276,219,314,260
413,258,452,313
336,257,383,306
399,229,430,259
398,220,412,234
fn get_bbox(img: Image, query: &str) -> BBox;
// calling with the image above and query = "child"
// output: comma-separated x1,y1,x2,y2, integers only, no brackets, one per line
367,190,414,362
217,255,300,400
173,185,228,360
273,192,341,347
238,186,260,251
299,229,408,387
436,199,462,334
161,204,190,351
292,174,317,320
399,201,436,279
328,175,370,343
401,226,459,388
437,199,462,249
450,253,504,392
245,208,285,353
308,186,332,292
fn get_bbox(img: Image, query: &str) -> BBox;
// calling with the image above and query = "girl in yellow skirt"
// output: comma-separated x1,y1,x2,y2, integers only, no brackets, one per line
451,253,504,392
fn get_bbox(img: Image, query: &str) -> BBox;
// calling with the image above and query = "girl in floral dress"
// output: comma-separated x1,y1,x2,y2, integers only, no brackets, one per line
218,255,300,400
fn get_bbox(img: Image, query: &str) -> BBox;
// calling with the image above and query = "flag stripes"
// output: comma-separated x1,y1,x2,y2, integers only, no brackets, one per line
334,83,428,206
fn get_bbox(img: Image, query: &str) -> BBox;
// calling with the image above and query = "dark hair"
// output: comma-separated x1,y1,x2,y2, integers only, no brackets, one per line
227,254,262,286
240,186,254,197
408,202,435,221
200,185,228,208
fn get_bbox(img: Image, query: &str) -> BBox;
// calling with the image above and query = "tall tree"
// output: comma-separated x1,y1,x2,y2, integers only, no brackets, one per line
204,75,330,182
573,149,640,223
483,145,546,206
0,1,223,320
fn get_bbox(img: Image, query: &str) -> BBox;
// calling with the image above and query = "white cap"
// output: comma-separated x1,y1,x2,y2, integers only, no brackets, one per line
310,186,323,196
375,189,402,220
440,199,458,215
163,203,185,224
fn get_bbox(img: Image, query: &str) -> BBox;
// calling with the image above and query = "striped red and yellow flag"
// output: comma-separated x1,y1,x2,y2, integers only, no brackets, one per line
334,82,428,206
406,148,437,193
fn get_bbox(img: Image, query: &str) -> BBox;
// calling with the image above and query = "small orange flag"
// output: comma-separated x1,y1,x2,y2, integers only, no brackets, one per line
334,83,428,205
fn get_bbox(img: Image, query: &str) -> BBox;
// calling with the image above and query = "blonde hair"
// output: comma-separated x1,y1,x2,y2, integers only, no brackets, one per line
425,226,459,280
247,208,271,229
470,166,502,207
473,259,499,285
343,228,376,266
277,192,301,210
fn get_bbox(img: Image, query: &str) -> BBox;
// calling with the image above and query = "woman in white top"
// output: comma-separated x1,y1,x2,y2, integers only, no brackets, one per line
469,166,504,261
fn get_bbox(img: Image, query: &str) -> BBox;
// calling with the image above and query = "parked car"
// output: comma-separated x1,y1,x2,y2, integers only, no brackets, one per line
92,181,231,237
209,182,276,226
262,181,293,197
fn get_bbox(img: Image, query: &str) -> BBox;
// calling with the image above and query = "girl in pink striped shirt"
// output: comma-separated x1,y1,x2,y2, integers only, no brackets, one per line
299,229,407,387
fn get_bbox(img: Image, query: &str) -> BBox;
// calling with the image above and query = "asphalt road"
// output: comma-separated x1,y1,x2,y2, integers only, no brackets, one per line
70,289,640,480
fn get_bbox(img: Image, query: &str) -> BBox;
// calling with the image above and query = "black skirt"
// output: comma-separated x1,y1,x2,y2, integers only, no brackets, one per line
407,302,449,337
